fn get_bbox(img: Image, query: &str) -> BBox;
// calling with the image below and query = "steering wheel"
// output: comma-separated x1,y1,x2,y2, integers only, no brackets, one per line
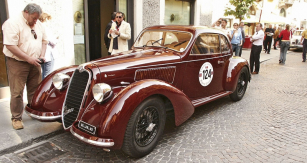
146,40,161,46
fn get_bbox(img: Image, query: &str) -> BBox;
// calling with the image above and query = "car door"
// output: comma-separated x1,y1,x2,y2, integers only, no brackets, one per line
181,33,228,100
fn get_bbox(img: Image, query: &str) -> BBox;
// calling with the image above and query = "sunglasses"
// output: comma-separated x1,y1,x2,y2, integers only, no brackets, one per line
233,25,238,26
116,16,122,18
31,29,37,39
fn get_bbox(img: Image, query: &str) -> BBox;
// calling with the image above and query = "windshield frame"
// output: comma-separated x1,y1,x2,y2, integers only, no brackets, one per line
133,29,194,52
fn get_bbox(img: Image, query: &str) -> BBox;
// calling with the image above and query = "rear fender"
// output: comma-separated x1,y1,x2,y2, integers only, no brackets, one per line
25,66,78,121
224,56,250,92
99,79,194,149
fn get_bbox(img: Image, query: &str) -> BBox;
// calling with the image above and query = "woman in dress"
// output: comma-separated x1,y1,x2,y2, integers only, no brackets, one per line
230,23,243,56
278,24,292,64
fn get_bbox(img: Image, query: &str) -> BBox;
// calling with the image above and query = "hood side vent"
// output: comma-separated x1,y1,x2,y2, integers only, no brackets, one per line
134,66,176,84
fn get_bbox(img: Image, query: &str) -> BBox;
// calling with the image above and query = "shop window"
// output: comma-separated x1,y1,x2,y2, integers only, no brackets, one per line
165,0,191,25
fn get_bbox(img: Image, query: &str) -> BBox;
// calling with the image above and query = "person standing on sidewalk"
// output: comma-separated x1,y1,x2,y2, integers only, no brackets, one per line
249,23,264,74
273,26,281,50
39,13,59,79
300,28,307,62
263,24,274,54
108,12,131,55
2,3,48,130
230,23,243,56
278,24,292,65
238,22,245,57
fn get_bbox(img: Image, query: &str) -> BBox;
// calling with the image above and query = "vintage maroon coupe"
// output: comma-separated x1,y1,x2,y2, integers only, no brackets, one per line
26,25,250,158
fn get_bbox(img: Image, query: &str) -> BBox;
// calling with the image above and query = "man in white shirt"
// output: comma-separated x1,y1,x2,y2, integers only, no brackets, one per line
212,18,231,39
250,23,264,74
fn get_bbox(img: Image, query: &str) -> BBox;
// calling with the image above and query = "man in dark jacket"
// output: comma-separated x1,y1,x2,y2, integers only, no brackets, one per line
104,12,117,55
263,24,275,54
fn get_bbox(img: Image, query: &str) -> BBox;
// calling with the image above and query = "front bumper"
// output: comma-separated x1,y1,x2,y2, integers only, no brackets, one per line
25,104,62,121
70,122,114,147
290,44,303,49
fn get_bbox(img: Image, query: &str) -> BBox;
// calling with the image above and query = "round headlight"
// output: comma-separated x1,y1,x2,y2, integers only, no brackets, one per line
92,83,112,103
52,73,70,90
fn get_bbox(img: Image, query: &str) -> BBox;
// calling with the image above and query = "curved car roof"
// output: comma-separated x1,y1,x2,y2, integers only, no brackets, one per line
144,25,228,36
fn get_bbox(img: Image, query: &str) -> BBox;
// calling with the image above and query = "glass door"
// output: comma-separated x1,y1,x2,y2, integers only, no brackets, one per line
0,2,8,88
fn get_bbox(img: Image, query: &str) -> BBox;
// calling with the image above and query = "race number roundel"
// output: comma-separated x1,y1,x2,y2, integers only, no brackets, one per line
199,62,214,86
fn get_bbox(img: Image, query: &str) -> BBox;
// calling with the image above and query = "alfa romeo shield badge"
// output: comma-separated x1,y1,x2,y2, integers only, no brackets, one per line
199,62,214,86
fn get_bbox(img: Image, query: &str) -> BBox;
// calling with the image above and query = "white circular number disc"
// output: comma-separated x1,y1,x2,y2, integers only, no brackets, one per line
199,62,214,86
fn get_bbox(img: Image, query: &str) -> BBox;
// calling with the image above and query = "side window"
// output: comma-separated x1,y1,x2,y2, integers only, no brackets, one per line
191,33,220,55
220,35,230,53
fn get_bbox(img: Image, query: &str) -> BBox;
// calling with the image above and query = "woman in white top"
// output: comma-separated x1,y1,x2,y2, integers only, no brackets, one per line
39,13,59,80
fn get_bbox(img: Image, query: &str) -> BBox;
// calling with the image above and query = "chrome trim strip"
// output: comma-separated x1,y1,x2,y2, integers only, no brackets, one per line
62,69,92,130
134,66,176,84
25,110,61,120
191,91,231,107
70,128,114,147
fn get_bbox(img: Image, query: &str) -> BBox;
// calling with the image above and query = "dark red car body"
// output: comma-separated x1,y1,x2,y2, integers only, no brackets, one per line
26,25,250,156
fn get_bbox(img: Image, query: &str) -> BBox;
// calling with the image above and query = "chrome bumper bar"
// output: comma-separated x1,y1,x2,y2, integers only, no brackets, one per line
25,110,62,120
70,127,114,147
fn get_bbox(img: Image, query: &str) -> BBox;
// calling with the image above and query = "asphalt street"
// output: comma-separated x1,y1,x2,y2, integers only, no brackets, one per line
1,48,306,163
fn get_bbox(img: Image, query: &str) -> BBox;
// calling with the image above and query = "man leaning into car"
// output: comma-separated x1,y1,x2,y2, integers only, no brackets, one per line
108,11,131,55
2,3,48,130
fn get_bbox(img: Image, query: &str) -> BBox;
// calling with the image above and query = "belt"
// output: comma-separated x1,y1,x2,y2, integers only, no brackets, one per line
252,44,262,47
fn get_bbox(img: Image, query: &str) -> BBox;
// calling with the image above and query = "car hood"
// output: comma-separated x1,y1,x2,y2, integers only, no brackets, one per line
89,48,182,72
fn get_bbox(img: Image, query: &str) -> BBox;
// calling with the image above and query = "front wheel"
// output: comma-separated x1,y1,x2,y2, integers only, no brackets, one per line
122,96,166,158
229,67,249,101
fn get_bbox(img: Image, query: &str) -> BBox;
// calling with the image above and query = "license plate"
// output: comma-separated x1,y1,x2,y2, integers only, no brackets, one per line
78,121,96,135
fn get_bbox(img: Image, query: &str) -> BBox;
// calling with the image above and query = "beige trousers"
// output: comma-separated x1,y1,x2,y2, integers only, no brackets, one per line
6,57,41,120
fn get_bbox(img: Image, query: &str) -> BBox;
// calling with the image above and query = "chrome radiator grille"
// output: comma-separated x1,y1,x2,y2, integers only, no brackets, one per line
63,69,90,129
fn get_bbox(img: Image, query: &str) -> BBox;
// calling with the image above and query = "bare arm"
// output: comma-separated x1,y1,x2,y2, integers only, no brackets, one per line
6,45,41,66
39,43,48,61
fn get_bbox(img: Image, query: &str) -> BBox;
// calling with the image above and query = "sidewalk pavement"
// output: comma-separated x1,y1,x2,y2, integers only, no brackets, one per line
0,47,280,155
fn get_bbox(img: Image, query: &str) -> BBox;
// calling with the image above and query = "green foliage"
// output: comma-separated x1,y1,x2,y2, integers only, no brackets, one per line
224,0,255,21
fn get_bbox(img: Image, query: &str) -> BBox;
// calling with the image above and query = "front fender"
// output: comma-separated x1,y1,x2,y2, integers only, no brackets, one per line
98,79,194,149
224,56,250,92
25,65,78,121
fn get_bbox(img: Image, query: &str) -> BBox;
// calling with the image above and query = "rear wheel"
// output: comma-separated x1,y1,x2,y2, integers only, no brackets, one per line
122,97,166,158
230,67,249,101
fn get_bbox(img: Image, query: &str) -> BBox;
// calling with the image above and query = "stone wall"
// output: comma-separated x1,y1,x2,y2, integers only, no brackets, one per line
143,0,160,28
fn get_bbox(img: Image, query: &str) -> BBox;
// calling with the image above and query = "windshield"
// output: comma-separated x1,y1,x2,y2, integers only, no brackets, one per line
294,31,303,36
134,30,192,52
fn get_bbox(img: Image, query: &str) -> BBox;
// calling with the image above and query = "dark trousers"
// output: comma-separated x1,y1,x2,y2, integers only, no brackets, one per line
239,41,245,57
264,37,272,53
250,45,262,73
303,39,307,61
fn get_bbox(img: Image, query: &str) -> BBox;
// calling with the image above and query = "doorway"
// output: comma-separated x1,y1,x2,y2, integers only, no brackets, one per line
86,0,134,61
0,0,9,99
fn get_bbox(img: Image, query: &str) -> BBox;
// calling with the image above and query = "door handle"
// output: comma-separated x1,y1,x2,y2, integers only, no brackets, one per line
218,60,224,64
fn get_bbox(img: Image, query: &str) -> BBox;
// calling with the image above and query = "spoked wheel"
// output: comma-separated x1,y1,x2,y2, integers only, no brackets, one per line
229,67,249,101
122,97,166,158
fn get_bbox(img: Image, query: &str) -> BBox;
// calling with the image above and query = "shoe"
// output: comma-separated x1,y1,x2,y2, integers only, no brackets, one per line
274,48,277,50
12,119,24,130
267,52,270,54
252,72,258,74
279,60,281,63
303,60,306,62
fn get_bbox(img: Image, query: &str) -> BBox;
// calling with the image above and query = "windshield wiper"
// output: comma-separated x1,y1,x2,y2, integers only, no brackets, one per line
152,38,163,45
174,40,187,47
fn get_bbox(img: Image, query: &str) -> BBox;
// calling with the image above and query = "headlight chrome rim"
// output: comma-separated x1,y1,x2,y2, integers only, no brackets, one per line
92,83,112,103
52,73,70,90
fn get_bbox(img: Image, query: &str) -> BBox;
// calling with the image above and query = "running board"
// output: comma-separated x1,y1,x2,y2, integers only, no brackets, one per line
191,91,232,108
